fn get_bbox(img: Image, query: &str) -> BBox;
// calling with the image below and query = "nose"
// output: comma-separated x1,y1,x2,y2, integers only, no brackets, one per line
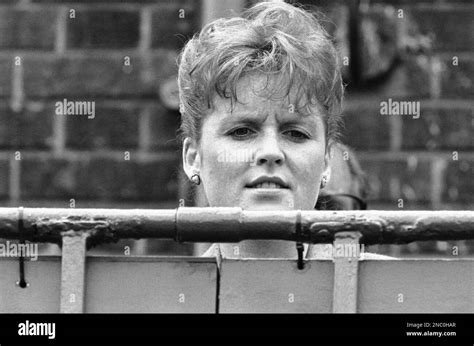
253,130,285,166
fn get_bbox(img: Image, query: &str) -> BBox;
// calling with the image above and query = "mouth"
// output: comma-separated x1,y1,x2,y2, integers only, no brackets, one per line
247,182,287,189
245,177,290,189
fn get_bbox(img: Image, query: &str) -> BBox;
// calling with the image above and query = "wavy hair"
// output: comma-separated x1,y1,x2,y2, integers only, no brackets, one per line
177,1,344,144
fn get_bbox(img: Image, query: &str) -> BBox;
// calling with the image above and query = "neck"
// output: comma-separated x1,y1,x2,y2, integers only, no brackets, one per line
219,240,306,259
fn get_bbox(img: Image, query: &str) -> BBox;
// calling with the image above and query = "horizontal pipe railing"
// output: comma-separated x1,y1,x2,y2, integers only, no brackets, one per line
0,208,473,247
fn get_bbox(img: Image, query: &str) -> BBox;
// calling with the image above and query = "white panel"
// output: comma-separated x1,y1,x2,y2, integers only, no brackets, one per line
85,256,218,313
219,259,334,313
358,259,474,313
0,257,61,313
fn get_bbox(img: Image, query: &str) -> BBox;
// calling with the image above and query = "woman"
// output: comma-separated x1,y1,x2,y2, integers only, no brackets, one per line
178,2,389,259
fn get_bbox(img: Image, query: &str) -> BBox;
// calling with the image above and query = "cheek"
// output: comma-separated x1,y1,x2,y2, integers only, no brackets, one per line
200,145,221,182
294,145,326,182
200,142,246,196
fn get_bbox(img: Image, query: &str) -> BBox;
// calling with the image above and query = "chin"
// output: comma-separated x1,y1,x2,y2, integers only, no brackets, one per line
240,200,294,211
239,189,296,210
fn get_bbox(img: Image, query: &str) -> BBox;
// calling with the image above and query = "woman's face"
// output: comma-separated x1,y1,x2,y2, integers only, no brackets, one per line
183,74,331,210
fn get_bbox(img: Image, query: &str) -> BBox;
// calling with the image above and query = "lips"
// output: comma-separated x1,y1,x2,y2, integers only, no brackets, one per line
251,182,284,189
246,177,289,189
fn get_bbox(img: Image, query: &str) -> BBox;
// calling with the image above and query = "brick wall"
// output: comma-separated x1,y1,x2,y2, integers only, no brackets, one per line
0,0,200,209
300,0,474,256
0,0,201,255
343,2,473,212
0,0,472,256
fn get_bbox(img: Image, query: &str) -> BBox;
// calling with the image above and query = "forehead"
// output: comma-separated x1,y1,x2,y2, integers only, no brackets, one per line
212,73,323,119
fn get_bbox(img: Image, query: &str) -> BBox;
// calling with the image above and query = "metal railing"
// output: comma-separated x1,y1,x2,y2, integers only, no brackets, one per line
1,207,473,313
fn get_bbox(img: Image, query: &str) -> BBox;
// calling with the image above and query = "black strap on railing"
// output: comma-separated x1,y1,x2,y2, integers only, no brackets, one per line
17,207,28,288
295,210,304,270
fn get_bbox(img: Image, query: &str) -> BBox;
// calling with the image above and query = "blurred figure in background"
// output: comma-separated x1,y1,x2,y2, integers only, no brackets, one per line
315,142,369,211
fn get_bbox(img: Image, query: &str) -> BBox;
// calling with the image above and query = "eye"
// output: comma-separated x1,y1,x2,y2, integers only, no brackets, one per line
284,130,310,141
228,127,255,138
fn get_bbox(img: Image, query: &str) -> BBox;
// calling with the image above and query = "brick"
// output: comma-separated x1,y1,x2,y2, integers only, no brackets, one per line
133,158,180,201
0,102,53,149
149,105,181,149
65,102,139,150
342,105,391,150
21,155,180,202
0,8,57,50
407,7,474,52
67,10,139,49
443,157,474,203
149,50,180,85
360,156,432,204
0,157,9,199
402,107,474,150
74,157,180,201
151,1,200,50
23,53,167,97
21,157,77,199
0,56,12,97
439,55,474,99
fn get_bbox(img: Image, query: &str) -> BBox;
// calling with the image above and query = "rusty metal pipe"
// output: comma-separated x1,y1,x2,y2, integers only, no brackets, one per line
0,207,473,246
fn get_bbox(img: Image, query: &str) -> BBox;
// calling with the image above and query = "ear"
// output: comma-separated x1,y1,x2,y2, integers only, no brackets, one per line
182,137,201,179
322,140,333,183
